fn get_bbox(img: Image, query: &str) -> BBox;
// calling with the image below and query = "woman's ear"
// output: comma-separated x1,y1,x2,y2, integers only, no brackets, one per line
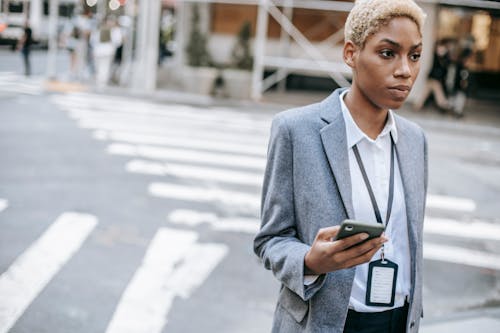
343,40,357,68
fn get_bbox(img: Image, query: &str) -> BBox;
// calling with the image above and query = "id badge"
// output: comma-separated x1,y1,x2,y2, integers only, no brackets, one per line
366,259,398,307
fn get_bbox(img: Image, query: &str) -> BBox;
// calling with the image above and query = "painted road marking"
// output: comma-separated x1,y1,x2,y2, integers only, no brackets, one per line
54,96,272,126
0,212,98,333
150,182,483,227
67,109,270,133
93,131,266,156
168,209,260,234
108,143,266,171
149,183,260,214
424,243,500,271
425,217,500,242
86,121,268,145
426,194,476,213
105,228,227,333
0,199,8,213
0,73,43,96
126,160,263,187
168,210,500,240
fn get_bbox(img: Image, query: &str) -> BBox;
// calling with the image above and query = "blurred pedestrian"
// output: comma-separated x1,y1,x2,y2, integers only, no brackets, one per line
64,21,84,80
413,39,451,111
109,18,124,85
450,47,473,118
92,17,116,87
81,9,97,80
254,0,428,332
17,22,33,77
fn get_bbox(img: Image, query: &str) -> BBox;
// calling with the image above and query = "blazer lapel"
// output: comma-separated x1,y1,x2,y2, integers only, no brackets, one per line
319,89,355,220
394,120,419,283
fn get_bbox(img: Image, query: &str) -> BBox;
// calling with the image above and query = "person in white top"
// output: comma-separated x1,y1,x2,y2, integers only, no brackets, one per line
254,0,428,332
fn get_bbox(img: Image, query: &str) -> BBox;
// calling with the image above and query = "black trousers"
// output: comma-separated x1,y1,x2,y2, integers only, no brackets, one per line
22,48,31,76
343,303,409,333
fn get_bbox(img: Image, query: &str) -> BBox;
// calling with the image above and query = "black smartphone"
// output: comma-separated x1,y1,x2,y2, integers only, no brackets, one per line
333,219,385,241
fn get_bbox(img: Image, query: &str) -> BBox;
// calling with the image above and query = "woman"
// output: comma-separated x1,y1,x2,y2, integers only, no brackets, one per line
254,0,428,332
18,22,33,77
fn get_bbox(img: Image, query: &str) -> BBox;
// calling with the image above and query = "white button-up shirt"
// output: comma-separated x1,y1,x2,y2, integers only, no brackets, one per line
340,90,411,312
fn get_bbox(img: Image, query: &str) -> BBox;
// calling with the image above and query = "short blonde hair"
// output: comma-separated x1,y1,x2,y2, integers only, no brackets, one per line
345,0,426,47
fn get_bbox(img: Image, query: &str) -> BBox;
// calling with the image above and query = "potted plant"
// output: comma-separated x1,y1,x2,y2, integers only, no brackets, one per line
183,4,218,95
223,21,254,99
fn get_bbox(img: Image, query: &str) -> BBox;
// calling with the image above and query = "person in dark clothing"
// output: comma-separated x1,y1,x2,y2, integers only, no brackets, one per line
450,47,473,118
413,39,451,111
18,22,33,76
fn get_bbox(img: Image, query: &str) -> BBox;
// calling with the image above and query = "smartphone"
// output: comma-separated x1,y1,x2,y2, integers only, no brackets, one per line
333,219,385,241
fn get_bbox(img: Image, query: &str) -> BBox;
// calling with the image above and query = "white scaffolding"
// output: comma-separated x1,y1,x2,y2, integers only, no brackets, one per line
175,0,500,100
180,0,354,100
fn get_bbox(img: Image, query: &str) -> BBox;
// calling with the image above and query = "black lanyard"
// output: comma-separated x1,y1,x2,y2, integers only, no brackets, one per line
352,134,395,228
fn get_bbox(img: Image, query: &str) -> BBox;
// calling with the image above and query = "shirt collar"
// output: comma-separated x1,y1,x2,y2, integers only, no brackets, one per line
339,90,398,148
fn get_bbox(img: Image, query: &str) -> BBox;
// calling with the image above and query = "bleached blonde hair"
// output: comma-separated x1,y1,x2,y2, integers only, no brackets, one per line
345,0,426,47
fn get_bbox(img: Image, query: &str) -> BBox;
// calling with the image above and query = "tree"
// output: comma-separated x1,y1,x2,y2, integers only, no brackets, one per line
231,21,253,70
186,4,212,67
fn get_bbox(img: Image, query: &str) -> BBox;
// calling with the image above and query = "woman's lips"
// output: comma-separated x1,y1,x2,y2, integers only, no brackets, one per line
388,85,410,100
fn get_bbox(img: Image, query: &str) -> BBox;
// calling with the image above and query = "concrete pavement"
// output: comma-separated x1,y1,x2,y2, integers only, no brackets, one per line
3,72,500,332
83,82,500,333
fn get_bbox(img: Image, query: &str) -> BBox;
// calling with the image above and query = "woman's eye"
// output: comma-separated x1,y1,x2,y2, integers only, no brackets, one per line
410,53,421,62
380,50,394,58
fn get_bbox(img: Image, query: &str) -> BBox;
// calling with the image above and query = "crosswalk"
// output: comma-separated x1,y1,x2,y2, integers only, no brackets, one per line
0,203,228,333
1,92,497,332
0,212,98,333
48,92,500,272
105,229,227,333
0,72,44,96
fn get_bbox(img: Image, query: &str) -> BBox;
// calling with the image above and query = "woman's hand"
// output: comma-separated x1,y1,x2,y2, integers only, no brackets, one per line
304,226,388,275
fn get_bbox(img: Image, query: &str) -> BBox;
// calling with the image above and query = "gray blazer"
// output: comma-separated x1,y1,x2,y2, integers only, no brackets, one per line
254,88,428,333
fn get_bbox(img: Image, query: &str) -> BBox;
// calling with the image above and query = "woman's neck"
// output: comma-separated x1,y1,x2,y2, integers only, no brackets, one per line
344,88,389,140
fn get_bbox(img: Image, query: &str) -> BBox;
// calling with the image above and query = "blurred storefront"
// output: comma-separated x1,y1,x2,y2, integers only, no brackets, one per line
166,0,500,101
436,3,500,99
19,0,497,100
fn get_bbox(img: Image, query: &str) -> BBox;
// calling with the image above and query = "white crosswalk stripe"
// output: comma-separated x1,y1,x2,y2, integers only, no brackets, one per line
53,93,272,124
0,212,98,333
105,228,227,333
0,199,8,213
87,121,268,145
108,143,266,170
0,72,43,96
126,159,263,187
424,244,500,271
149,182,260,214
424,217,500,241
94,130,266,156
168,209,260,234
426,194,476,213
52,92,500,275
59,103,271,133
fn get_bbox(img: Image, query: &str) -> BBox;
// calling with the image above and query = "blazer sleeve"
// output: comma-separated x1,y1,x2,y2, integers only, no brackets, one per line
254,114,326,302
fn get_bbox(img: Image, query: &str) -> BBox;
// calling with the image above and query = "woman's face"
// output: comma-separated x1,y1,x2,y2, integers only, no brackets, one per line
348,17,423,110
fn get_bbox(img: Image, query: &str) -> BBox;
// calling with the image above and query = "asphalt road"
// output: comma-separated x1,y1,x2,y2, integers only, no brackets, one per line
0,64,499,332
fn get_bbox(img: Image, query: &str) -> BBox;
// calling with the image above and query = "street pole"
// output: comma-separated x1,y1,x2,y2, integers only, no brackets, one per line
46,0,59,80
252,0,269,101
131,0,161,93
174,0,186,67
29,0,42,40
278,0,293,92
120,0,136,86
